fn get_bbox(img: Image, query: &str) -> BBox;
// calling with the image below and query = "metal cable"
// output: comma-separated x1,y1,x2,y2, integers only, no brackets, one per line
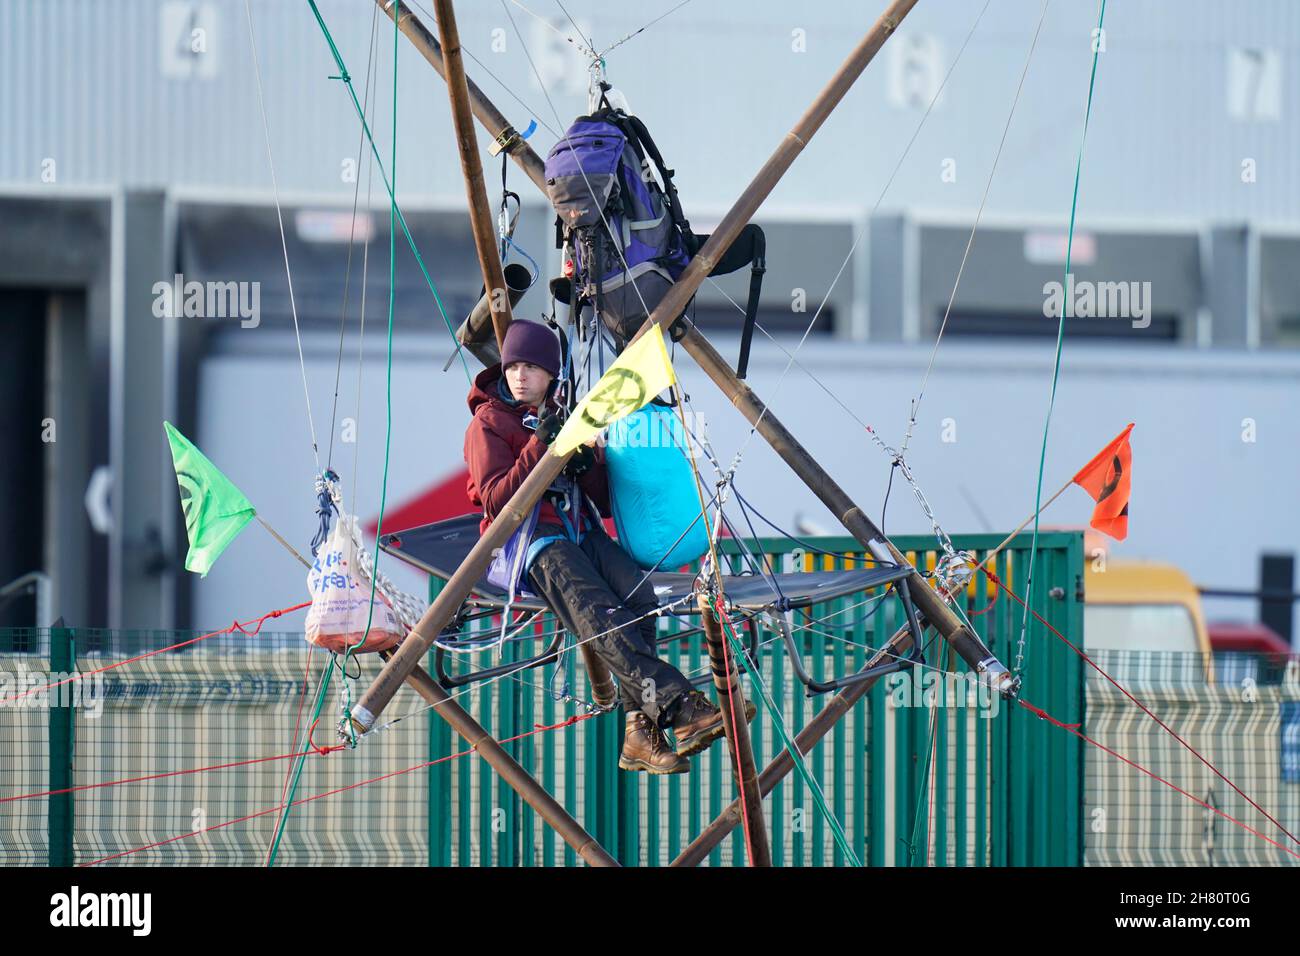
243,0,321,472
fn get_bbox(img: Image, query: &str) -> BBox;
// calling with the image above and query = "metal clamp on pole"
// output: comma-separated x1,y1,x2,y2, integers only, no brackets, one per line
489,124,522,157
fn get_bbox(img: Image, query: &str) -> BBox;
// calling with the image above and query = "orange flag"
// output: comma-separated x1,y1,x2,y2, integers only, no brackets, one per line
1072,423,1134,541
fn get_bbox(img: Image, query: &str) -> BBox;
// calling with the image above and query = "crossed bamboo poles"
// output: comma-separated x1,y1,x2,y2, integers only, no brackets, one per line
343,0,1009,867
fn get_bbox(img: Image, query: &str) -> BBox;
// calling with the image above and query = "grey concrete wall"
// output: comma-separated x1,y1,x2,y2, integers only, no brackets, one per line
191,331,1300,643
5,1,1298,224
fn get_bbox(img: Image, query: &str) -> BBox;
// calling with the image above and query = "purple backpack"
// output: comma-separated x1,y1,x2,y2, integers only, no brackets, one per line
544,107,695,343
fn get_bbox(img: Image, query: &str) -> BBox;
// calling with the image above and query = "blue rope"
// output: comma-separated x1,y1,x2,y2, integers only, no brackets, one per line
502,234,540,283
309,469,339,557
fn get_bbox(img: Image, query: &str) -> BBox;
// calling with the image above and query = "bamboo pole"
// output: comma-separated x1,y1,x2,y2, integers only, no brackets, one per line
351,449,569,730
259,469,612,861
382,648,618,866
670,328,1008,686
385,0,616,704
256,513,584,850
376,0,547,193
698,592,770,866
374,0,1030,869
672,621,917,867
431,0,513,350
358,0,989,725
385,0,1011,688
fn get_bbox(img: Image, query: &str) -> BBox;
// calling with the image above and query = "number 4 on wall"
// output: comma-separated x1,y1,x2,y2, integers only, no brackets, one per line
160,1,219,80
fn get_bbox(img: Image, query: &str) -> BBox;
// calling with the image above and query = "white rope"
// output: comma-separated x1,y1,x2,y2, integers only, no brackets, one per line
405,0,561,138
354,537,427,630
900,0,1052,459
501,0,661,331
597,0,694,58
506,0,596,57
727,0,993,475
327,2,381,472
434,609,548,654
349,13,383,523
691,0,999,589
243,0,321,472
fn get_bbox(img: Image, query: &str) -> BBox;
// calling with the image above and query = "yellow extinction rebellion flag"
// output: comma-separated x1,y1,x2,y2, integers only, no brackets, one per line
163,421,257,577
552,325,676,457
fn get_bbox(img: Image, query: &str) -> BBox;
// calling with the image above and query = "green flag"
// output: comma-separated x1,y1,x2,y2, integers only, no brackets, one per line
163,421,256,577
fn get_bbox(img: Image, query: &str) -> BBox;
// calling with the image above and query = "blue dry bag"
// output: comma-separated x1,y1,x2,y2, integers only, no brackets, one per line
605,406,709,571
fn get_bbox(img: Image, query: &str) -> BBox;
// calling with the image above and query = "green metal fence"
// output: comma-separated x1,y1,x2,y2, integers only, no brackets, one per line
0,531,1085,866
425,530,1086,867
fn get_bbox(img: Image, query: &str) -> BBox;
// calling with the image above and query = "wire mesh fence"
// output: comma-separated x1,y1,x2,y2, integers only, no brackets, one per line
1082,649,1300,867
0,532,1108,867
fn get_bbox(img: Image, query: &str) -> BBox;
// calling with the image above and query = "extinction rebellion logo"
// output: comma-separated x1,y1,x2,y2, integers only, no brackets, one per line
579,369,648,430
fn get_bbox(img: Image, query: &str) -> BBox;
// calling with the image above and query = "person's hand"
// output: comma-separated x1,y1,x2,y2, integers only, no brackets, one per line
535,411,563,445
565,444,595,478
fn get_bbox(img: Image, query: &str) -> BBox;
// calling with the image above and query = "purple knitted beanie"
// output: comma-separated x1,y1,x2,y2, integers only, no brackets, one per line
499,319,561,377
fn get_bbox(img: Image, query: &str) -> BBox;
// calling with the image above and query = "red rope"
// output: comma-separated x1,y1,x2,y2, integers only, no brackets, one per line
0,742,346,804
77,712,594,866
715,599,757,867
0,601,311,706
1019,698,1300,862
966,588,999,617
981,566,1300,848
1,601,339,806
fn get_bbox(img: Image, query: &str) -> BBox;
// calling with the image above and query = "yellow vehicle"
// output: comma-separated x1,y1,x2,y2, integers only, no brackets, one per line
800,530,1215,681
1083,557,1215,682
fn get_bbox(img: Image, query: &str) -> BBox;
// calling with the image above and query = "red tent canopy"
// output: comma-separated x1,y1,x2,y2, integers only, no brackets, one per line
366,467,475,539
367,467,643,540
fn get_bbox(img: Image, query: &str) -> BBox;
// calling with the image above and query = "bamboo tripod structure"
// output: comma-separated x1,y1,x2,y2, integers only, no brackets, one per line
258,487,617,864
698,591,771,866
355,0,1009,866
427,0,619,711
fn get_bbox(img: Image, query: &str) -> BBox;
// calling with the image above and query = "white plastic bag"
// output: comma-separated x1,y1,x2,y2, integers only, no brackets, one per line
304,513,403,654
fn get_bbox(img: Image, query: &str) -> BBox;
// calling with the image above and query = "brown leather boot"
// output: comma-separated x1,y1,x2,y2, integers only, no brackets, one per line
671,689,758,757
619,711,689,774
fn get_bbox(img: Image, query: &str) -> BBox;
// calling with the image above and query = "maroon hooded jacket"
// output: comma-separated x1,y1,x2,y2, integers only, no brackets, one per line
464,365,610,534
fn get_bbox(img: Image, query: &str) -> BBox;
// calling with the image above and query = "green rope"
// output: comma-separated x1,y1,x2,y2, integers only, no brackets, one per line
267,5,405,866
353,0,402,691
1016,0,1107,676
717,607,862,866
904,695,940,866
307,0,471,385
266,653,338,865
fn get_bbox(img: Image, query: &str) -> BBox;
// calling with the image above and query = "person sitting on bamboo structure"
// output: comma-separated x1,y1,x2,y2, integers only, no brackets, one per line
463,319,752,774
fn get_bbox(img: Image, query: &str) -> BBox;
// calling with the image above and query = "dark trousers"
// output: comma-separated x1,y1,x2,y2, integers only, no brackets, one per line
527,524,694,726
